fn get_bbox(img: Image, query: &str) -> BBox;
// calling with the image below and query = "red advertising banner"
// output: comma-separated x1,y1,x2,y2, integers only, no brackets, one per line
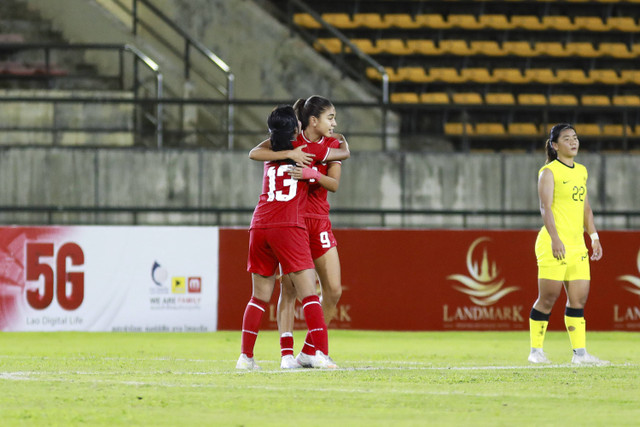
218,228,640,331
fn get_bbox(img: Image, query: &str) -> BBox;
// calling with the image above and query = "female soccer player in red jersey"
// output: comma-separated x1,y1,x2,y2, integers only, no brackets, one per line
237,105,338,370
249,95,349,369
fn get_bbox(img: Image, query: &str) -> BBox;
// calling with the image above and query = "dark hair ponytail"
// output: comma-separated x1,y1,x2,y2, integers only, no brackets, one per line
267,105,298,152
293,95,333,131
545,123,575,164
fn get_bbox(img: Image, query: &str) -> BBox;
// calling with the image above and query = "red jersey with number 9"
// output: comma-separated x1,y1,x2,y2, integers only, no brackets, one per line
301,134,342,219
250,140,329,229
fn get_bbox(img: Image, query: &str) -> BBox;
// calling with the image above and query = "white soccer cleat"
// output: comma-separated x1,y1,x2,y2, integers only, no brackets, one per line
280,354,302,369
312,350,338,369
571,351,610,365
528,349,551,364
295,352,315,368
236,354,261,370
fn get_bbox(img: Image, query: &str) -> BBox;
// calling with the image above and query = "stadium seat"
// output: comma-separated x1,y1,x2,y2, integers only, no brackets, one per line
525,68,560,84
322,13,358,29
429,67,465,83
444,122,474,135
452,92,483,104
420,92,450,104
314,38,343,54
470,41,506,56
602,124,630,137
350,39,379,54
535,42,568,57
377,39,414,55
493,68,530,83
485,93,516,104
556,69,593,84
440,40,475,56
575,124,602,136
354,13,392,29
542,16,577,31
461,68,496,83
502,41,538,57
607,17,638,32
366,67,399,81
475,123,506,136
511,15,547,30
589,69,624,84
417,14,452,29
390,92,419,103
478,14,515,30
448,14,483,29
621,70,640,84
508,123,540,136
549,94,579,106
406,40,441,55
612,95,640,106
385,14,422,29
518,93,548,105
293,13,321,28
574,16,611,31
565,42,601,58
599,43,635,58
581,95,611,106
401,67,431,83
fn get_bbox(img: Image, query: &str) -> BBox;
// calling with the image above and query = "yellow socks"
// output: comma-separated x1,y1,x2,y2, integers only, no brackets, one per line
529,308,551,349
565,307,586,350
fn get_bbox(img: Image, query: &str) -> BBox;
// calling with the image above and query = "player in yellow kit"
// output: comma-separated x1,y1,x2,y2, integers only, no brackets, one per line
528,123,608,365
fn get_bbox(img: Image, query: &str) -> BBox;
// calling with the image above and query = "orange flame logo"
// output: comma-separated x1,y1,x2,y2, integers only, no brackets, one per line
617,249,640,297
447,237,519,306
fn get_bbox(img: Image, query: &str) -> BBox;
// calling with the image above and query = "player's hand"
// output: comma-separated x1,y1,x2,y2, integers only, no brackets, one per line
288,165,304,180
551,238,565,260
590,239,603,261
288,145,313,166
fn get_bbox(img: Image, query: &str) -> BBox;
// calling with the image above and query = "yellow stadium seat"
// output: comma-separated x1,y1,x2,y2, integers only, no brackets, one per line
448,14,483,29
470,41,506,56
508,123,540,136
574,16,611,31
400,67,431,83
493,68,530,83
549,95,579,106
599,43,635,58
525,68,560,84
390,93,420,103
575,124,601,136
565,42,601,58
612,95,640,106
420,93,450,104
406,40,441,55
518,93,548,105
621,70,640,84
589,69,624,84
354,13,391,29
475,123,506,136
602,124,630,137
366,67,403,82
314,38,343,54
633,44,640,56
461,68,496,83
444,122,474,135
607,17,638,32
384,14,422,29
293,13,321,28
581,95,611,106
556,69,593,84
485,93,516,104
377,39,413,55
440,40,475,56
321,13,358,29
417,14,452,29
478,14,515,30
535,42,568,57
502,41,538,57
350,39,380,54
542,16,578,31
452,92,483,104
429,67,465,83
511,15,546,30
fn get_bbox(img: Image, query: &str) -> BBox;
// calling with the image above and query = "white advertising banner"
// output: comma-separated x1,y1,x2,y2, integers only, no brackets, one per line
0,226,219,332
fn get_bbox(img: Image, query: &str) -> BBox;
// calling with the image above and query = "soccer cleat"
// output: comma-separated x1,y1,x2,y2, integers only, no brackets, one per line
236,354,261,370
312,350,338,369
280,354,302,369
528,349,551,364
295,352,315,368
571,351,610,365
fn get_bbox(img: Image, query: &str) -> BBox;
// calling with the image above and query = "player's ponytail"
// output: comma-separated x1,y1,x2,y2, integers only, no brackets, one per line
293,95,333,131
267,105,298,152
545,123,575,164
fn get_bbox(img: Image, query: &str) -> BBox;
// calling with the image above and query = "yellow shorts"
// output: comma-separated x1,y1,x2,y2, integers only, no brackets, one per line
535,234,590,281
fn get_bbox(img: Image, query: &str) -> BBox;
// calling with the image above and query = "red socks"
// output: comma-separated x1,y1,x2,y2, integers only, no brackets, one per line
280,333,294,357
241,297,267,358
301,295,328,355
301,331,316,356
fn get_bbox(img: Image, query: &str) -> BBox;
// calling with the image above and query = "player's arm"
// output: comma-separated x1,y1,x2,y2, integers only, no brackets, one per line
325,133,350,162
583,193,603,261
289,162,342,193
249,139,314,166
538,169,565,260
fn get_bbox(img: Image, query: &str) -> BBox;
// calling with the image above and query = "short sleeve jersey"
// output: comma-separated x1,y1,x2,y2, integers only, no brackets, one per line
300,133,342,219
537,159,588,250
250,139,330,229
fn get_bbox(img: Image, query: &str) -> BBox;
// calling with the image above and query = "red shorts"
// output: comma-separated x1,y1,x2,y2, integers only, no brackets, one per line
305,217,337,259
247,227,315,276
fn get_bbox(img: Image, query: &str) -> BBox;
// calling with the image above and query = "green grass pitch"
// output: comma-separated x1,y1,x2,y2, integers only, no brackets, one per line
0,330,638,426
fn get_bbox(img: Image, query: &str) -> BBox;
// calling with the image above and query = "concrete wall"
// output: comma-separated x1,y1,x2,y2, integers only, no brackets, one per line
1,148,638,228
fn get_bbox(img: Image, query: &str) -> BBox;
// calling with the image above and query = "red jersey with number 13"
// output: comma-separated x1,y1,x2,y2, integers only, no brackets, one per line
250,140,330,229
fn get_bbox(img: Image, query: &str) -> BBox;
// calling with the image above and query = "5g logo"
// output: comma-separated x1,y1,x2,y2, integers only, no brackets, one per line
25,242,85,310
